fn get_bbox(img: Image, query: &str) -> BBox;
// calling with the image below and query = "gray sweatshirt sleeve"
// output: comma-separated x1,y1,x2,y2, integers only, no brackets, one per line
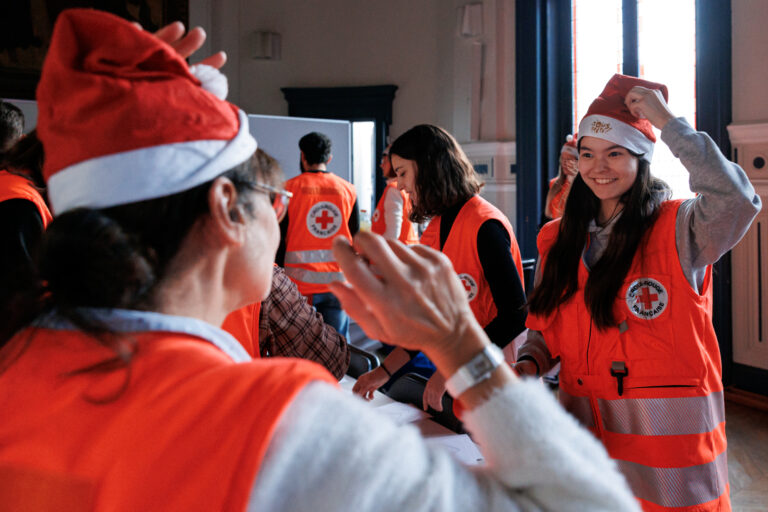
661,117,761,292
249,380,639,512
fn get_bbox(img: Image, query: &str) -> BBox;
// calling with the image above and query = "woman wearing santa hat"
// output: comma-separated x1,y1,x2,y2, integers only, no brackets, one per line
543,133,579,222
517,74,761,512
0,9,640,511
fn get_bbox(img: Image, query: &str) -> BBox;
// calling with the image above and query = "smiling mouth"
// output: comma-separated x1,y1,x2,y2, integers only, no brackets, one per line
592,178,617,184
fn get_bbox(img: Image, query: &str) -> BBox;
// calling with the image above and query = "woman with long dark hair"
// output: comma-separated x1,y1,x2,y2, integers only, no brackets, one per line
354,124,527,412
517,74,761,512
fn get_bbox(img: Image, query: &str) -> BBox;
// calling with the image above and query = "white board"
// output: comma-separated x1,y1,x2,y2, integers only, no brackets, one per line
247,114,352,183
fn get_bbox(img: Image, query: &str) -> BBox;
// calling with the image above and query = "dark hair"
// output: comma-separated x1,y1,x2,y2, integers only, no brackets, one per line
0,157,264,360
1,129,45,189
528,152,672,329
389,124,482,223
299,132,332,165
0,100,24,154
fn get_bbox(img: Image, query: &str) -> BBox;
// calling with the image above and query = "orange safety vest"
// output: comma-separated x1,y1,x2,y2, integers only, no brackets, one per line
527,200,729,512
420,195,523,328
547,177,571,220
283,172,356,295
0,322,335,511
371,181,419,244
222,302,262,358
0,169,52,227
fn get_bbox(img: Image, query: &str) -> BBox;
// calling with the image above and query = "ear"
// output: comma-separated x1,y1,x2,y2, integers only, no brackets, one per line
326,154,333,165
207,176,246,246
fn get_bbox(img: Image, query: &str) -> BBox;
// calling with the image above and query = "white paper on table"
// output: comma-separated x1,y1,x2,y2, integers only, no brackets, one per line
339,375,356,393
425,434,485,466
374,401,431,425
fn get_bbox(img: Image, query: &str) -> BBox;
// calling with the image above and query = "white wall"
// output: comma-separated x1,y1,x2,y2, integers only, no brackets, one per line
732,0,768,123
189,0,515,142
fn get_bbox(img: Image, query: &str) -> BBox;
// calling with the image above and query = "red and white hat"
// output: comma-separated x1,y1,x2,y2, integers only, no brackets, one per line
37,9,257,215
578,73,668,162
561,133,578,158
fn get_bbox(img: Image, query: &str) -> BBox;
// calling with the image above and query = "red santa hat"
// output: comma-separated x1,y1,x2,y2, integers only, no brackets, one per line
561,133,578,158
577,74,668,162
36,9,257,214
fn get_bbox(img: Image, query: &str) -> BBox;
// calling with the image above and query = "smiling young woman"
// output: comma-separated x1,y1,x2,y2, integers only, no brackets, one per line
517,74,761,512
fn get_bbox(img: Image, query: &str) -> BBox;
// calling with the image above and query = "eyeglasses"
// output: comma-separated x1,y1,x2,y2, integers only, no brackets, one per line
250,182,292,222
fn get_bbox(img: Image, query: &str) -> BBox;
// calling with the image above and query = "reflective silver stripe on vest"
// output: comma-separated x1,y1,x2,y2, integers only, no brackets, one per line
284,249,335,264
617,449,728,508
284,266,345,284
598,391,725,436
559,388,595,429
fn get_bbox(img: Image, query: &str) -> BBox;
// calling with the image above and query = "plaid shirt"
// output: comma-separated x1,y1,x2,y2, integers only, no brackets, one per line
259,266,350,380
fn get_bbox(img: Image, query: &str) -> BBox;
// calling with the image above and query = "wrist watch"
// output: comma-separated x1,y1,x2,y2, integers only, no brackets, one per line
445,344,505,398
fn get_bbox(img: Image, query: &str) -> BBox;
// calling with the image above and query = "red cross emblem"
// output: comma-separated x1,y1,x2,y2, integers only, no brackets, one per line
635,286,658,309
457,273,478,301
315,210,334,229
307,201,342,238
626,277,668,320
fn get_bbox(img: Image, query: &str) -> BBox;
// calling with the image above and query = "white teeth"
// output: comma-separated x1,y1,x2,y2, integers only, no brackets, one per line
593,178,615,184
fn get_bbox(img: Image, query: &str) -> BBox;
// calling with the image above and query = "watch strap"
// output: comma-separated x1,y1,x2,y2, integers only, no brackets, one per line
445,344,505,398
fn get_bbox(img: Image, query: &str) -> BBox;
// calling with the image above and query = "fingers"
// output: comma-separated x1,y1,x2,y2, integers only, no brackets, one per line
332,236,385,298
170,26,207,59
353,232,410,286
153,21,185,44
198,51,227,69
328,280,385,341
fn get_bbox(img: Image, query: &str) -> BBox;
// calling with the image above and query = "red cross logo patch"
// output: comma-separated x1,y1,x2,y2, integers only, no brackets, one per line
457,273,479,302
307,201,342,238
372,208,380,223
625,277,668,320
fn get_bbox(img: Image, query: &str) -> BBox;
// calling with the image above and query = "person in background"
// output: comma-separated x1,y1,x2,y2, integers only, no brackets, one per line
0,10,642,511
517,74,760,512
276,132,358,341
0,106,52,344
543,133,579,222
354,124,527,412
371,144,418,243
222,149,350,379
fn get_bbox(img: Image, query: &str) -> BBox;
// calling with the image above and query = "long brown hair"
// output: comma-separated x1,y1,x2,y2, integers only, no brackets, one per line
389,124,482,224
528,153,671,328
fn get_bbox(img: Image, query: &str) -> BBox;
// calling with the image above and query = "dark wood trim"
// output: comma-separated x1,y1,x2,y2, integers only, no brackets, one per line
622,0,639,76
0,1,189,100
695,0,735,386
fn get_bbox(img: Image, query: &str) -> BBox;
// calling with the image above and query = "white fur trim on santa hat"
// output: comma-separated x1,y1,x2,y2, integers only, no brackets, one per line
578,114,654,161
190,64,229,100
48,109,256,214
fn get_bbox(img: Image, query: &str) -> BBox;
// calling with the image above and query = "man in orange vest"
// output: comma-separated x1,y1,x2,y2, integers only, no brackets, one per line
277,132,358,340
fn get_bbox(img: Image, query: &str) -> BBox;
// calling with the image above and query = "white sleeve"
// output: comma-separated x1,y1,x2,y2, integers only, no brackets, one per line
383,186,404,240
248,380,639,512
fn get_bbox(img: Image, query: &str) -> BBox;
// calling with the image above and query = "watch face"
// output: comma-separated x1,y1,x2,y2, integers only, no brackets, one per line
469,357,494,377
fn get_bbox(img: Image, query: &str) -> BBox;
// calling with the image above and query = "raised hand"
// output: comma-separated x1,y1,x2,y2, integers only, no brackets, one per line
624,86,675,131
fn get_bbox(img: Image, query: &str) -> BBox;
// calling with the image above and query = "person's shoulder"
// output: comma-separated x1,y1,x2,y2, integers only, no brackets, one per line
538,218,562,243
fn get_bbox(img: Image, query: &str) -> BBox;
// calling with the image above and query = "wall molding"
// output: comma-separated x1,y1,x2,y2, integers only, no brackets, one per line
727,121,768,145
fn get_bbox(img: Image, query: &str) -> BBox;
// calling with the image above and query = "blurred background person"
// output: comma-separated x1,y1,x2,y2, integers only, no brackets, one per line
371,144,418,243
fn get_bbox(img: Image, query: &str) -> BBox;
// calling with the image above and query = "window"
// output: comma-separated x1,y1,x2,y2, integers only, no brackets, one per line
573,0,696,198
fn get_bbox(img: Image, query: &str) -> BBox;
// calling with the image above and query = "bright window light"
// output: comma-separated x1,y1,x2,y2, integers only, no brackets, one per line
573,0,696,199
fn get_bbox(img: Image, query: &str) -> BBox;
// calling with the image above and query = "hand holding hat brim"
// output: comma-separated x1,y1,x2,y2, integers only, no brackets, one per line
624,86,675,131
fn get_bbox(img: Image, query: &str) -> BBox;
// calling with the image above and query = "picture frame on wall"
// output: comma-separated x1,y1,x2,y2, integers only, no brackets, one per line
0,0,189,99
